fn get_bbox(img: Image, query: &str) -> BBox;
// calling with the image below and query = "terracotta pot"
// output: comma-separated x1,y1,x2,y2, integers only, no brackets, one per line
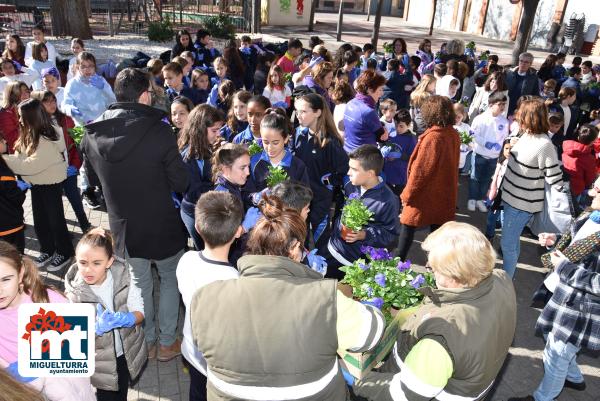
337,283,354,298
341,224,355,241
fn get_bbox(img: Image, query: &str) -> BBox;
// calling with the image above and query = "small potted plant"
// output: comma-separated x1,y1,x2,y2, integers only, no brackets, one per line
340,246,434,322
248,140,263,157
382,42,394,58
68,126,85,145
266,165,289,188
283,72,292,83
340,193,374,240
458,130,474,169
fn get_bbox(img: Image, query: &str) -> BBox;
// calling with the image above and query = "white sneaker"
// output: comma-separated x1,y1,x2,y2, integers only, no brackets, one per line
476,200,488,213
467,199,476,211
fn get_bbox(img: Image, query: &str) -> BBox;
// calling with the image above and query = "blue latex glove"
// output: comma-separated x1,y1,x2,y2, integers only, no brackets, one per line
13,60,22,72
272,101,288,109
16,179,30,191
7,361,37,383
240,47,252,55
242,207,261,232
477,59,487,70
66,165,78,177
71,107,83,118
401,54,410,68
110,311,136,328
320,173,333,191
306,249,327,275
341,368,355,386
89,74,105,90
484,141,502,151
252,187,270,205
193,42,201,49
309,56,323,69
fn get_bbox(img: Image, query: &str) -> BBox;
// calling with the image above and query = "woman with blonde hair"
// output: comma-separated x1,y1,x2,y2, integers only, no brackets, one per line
353,222,517,401
410,74,436,135
500,98,563,278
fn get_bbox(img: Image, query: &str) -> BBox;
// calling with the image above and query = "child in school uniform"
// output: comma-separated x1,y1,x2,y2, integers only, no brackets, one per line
381,109,417,197
65,229,147,401
207,57,228,106
468,91,510,213
247,109,310,200
293,93,349,253
326,145,401,279
0,241,96,401
177,104,225,250
233,95,271,145
263,64,292,109
162,62,202,105
176,191,243,401
190,68,210,104
220,90,251,142
170,96,194,137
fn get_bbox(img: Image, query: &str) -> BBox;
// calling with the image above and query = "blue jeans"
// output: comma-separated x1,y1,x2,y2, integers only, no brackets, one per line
62,174,90,231
468,153,497,200
533,332,584,401
485,208,504,239
461,150,473,175
500,202,533,279
180,207,204,250
127,249,184,346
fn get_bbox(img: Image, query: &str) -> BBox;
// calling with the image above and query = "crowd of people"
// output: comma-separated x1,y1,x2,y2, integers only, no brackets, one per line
0,25,599,401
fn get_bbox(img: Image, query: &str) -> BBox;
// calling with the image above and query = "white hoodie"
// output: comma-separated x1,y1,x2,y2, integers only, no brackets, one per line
435,74,461,99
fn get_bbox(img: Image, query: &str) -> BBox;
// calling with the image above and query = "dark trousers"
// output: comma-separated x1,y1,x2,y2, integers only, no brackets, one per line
30,183,74,257
1,229,25,254
63,174,90,231
309,198,333,254
397,224,440,261
186,358,208,401
96,355,129,401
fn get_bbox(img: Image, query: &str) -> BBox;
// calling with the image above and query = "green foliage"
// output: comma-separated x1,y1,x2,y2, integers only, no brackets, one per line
266,165,289,188
340,248,434,322
203,14,236,40
148,15,174,42
382,42,394,54
341,197,374,232
68,126,85,145
248,140,263,157
458,130,473,145
283,73,292,83
466,41,476,51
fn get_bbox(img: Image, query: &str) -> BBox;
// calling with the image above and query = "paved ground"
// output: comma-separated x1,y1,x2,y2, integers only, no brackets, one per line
23,173,599,401
258,12,600,67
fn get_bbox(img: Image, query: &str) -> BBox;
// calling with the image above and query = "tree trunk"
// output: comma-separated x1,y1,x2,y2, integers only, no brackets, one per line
511,0,540,65
336,0,344,41
308,0,317,31
370,0,384,50
49,0,93,39
428,0,437,36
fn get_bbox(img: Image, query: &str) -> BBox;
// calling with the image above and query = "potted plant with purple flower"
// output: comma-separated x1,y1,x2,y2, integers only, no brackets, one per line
339,246,433,322
340,193,374,241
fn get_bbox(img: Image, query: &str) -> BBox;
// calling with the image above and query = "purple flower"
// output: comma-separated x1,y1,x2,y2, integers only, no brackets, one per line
368,247,391,261
348,193,360,200
410,274,425,289
359,263,369,271
372,297,384,309
360,245,369,254
397,259,411,272
375,273,386,287
366,286,373,298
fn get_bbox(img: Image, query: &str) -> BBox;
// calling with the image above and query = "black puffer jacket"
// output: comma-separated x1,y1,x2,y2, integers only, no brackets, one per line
82,102,189,260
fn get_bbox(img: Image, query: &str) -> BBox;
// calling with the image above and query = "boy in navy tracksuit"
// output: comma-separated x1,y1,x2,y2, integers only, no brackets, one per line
381,109,417,197
193,29,220,74
162,62,203,105
239,36,257,92
327,145,401,279
293,126,349,254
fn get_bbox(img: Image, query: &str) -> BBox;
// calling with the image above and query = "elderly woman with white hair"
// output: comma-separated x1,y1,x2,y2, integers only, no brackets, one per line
350,222,517,401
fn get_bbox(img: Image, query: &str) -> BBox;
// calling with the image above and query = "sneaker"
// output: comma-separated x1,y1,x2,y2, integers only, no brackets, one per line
82,190,101,210
467,199,476,211
476,200,488,213
564,379,586,391
47,254,71,272
158,339,181,362
35,253,52,268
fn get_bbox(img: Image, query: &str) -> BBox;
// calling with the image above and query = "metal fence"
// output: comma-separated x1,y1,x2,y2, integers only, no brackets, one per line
0,0,249,37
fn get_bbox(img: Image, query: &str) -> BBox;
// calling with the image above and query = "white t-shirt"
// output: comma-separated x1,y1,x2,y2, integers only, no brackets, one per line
176,251,239,374
471,111,510,159
89,269,144,357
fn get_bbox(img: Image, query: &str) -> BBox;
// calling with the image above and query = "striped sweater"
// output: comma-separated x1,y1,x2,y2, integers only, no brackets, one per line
501,133,563,213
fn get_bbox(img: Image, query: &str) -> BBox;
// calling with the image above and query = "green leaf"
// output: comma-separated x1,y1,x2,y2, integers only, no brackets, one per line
341,198,374,231
266,165,289,188
247,140,263,157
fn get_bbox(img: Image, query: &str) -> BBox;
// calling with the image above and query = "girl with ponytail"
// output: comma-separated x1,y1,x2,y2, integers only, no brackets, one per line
293,93,349,253
212,143,250,205
0,240,95,400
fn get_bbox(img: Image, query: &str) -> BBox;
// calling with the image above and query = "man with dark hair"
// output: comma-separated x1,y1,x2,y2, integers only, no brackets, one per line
277,38,303,74
505,52,539,115
82,67,189,362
